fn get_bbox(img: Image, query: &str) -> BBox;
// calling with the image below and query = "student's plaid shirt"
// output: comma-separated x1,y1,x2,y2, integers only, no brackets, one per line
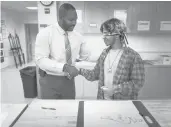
80,47,145,100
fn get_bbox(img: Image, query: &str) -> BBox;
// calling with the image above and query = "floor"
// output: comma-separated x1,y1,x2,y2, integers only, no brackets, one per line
1,62,35,104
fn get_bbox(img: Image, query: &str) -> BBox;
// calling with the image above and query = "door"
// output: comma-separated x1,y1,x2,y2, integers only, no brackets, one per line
25,24,38,63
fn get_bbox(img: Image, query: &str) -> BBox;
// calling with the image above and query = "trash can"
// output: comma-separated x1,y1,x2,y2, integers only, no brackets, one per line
20,66,37,98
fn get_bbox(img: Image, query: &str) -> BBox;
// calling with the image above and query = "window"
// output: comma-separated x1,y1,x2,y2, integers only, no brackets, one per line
114,10,127,25
76,10,82,23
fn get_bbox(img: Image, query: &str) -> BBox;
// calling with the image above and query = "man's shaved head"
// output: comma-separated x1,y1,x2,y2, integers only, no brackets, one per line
59,3,76,19
58,3,77,31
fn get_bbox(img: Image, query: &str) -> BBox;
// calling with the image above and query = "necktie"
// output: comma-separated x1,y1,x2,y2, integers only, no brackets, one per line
64,32,72,65
64,32,72,79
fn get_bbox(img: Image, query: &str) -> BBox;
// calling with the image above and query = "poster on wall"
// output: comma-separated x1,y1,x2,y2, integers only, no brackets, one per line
1,20,7,39
137,21,150,31
160,21,171,31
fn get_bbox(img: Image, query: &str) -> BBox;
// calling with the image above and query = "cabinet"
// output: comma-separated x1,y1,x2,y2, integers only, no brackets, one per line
139,65,171,99
123,1,171,34
129,2,157,34
83,1,171,34
156,2,171,33
84,1,110,33
59,1,171,34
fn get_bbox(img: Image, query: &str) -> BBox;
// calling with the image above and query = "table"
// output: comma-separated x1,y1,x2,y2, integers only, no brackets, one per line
11,99,171,127
0,103,28,127
142,100,171,127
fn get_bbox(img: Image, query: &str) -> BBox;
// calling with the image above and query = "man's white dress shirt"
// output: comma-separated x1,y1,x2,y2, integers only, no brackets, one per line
35,23,89,76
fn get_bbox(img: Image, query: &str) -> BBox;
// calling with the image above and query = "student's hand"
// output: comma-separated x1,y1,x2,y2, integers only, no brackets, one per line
101,86,115,97
113,83,129,96
63,64,79,79
101,85,123,98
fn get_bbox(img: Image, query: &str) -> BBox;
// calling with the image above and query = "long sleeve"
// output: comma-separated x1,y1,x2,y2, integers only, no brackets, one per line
80,56,101,81
115,55,145,97
35,29,65,74
78,39,90,61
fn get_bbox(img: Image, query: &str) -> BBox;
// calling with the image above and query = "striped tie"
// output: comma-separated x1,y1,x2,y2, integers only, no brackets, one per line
64,32,72,65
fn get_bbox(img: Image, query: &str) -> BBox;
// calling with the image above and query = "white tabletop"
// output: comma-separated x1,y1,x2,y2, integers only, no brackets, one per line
1,103,28,127
11,99,171,127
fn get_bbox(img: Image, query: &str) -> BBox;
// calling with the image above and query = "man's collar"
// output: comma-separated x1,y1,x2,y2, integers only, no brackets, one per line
55,22,74,35
55,22,65,35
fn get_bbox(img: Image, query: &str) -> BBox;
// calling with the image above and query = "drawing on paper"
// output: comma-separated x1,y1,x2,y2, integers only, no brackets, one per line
100,114,144,124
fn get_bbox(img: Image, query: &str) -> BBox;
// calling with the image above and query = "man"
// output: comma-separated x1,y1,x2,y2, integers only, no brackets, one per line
35,3,88,99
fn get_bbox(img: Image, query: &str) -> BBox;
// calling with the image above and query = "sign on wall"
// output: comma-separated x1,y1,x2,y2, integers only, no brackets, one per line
137,21,150,31
44,8,50,14
160,21,171,31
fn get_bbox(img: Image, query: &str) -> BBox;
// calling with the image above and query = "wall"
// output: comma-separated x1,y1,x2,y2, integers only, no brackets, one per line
37,1,57,31
1,8,38,67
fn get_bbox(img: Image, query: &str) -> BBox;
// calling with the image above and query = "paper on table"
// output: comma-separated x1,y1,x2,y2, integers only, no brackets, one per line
31,100,79,116
84,101,148,127
18,100,79,127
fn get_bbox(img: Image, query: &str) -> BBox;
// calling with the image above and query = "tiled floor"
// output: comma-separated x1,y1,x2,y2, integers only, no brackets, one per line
1,62,35,104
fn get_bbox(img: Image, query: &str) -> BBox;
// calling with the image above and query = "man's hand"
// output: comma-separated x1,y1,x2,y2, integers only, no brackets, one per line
63,64,79,79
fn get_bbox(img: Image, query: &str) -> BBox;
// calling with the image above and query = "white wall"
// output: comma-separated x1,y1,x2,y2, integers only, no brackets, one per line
1,8,38,67
37,1,57,31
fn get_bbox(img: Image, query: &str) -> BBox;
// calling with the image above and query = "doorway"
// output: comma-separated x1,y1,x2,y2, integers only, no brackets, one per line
25,23,38,63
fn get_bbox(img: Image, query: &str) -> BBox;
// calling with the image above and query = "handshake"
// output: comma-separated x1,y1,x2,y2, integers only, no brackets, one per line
63,64,80,79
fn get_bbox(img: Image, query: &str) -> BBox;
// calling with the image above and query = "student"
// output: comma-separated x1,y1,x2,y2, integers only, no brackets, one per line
79,18,145,100
35,3,88,99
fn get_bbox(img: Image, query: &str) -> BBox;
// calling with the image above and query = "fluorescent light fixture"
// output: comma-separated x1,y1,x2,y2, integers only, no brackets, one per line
26,7,38,10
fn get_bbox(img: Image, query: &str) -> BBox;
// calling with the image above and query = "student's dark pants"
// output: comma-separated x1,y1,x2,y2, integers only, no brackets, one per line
39,70,75,99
